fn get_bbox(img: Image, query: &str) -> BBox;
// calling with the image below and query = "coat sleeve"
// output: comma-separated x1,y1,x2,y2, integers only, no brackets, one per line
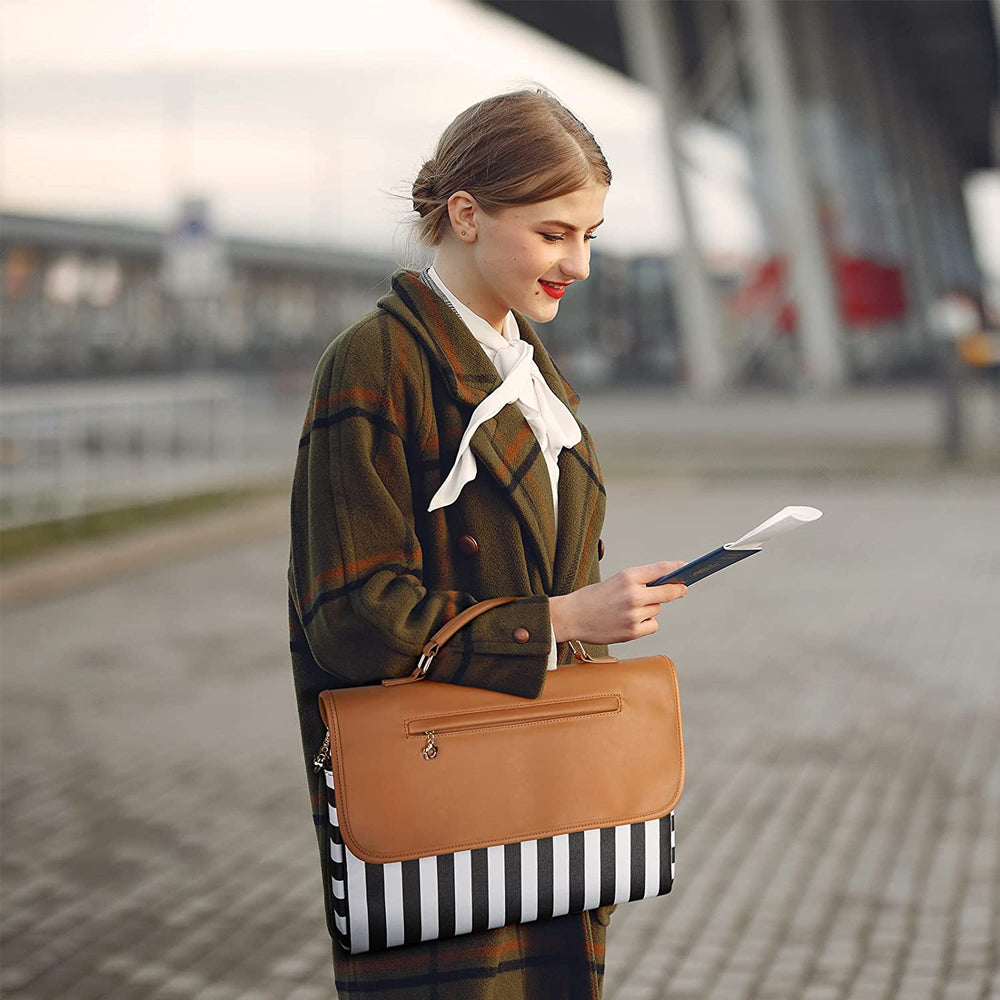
288,320,553,699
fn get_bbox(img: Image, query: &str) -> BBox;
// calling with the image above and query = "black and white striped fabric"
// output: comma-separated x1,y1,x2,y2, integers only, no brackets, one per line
324,768,675,954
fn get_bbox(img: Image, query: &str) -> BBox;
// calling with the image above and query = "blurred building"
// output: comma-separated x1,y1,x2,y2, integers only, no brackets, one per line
2,209,688,386
486,0,998,391
0,211,394,381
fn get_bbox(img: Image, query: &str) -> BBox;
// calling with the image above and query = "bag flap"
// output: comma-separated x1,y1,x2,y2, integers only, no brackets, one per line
318,654,684,864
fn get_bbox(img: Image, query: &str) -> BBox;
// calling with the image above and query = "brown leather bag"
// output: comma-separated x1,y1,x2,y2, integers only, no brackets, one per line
314,597,684,954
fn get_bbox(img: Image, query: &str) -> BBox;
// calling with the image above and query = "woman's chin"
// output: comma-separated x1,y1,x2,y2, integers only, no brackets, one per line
520,299,561,324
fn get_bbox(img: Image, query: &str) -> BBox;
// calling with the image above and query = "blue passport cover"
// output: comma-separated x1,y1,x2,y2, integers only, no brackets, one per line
646,545,760,587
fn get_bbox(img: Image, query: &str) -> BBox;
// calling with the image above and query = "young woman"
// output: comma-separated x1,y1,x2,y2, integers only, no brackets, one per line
288,88,688,999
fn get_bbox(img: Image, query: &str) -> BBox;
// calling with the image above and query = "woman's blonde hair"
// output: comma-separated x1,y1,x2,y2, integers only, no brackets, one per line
410,88,612,247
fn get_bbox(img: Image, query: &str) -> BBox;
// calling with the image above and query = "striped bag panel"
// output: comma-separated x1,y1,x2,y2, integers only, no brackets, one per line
325,768,675,955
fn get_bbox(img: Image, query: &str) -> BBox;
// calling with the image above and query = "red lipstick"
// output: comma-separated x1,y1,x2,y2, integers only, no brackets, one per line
538,280,568,299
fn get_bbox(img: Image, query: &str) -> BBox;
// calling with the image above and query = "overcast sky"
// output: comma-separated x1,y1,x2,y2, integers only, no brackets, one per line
0,0,767,262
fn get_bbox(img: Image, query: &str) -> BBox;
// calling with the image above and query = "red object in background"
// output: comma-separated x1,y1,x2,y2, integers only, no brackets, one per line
836,256,907,325
729,253,907,334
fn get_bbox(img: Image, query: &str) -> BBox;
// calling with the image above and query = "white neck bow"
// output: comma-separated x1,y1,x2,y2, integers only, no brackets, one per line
423,268,581,514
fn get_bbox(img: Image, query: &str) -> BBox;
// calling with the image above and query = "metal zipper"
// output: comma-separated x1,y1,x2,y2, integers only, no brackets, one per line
405,693,621,739
313,730,331,772
410,694,621,759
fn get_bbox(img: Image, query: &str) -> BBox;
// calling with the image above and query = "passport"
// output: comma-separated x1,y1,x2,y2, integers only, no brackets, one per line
646,505,823,588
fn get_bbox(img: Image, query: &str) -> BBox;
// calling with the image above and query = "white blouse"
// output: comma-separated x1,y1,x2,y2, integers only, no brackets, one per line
423,265,582,670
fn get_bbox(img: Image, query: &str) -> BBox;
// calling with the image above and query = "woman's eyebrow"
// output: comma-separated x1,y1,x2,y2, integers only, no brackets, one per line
536,218,605,231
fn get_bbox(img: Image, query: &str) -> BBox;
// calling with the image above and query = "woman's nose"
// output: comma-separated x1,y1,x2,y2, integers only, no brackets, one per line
560,241,590,281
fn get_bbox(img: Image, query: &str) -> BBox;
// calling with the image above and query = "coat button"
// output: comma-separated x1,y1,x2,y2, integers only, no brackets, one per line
598,538,605,561
457,534,479,556
513,627,530,643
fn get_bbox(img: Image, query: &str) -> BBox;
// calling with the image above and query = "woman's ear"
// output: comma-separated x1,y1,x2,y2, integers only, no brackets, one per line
446,191,479,242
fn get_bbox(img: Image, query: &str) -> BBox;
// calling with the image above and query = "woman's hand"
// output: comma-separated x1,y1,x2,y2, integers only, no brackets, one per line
549,560,688,645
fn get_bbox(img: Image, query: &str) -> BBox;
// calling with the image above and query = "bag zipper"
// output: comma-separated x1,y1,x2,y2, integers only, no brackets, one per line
405,693,621,741
313,731,331,772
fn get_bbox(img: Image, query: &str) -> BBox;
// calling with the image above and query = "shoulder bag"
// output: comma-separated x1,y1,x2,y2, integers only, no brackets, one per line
313,596,684,954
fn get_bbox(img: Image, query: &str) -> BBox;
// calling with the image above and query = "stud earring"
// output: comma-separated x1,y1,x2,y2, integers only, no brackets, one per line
461,230,467,237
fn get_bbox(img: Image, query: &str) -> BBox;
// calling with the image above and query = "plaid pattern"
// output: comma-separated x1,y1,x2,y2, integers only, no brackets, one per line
289,268,611,996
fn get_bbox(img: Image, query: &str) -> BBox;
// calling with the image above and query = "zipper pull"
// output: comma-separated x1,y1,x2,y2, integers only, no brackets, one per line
313,731,331,772
422,731,438,760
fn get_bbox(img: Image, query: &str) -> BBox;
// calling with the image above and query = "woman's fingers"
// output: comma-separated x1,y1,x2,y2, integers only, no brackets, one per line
619,561,689,613
633,559,687,580
638,616,659,636
644,582,688,604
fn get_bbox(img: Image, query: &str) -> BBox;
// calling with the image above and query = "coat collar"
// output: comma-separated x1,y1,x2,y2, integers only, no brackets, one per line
380,269,580,415
378,268,597,596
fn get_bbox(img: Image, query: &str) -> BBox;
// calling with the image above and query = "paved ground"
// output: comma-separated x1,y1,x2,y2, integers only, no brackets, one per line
2,388,999,999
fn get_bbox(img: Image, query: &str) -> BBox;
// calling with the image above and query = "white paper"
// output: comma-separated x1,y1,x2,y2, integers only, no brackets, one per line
725,505,823,550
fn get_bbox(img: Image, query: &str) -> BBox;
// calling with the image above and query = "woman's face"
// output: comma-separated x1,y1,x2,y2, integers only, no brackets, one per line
465,183,608,327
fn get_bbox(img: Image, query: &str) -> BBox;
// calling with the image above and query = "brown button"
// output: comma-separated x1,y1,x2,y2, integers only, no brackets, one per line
512,627,530,643
457,534,479,556
597,538,605,561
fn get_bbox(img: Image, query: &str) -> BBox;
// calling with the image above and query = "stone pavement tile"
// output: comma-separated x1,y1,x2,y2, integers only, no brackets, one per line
952,956,993,981
8,958,108,999
723,949,769,973
618,966,675,989
199,991,273,1000
763,956,812,983
284,985,334,1000
940,985,983,1000
69,973,145,1000
756,969,808,996
665,972,715,996
800,986,840,1000
893,973,940,1000
710,970,756,995
271,937,333,977
0,967,38,995
757,986,804,1000
189,986,243,1000
847,987,892,1000
87,987,156,1000
153,972,217,998
609,957,679,998
848,966,897,999
609,983,658,1000
904,960,948,983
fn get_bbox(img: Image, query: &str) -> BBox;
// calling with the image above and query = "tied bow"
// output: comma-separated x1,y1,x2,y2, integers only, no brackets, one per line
428,339,582,513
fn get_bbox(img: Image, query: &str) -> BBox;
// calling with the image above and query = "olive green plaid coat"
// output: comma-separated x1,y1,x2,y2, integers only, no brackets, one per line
288,268,613,999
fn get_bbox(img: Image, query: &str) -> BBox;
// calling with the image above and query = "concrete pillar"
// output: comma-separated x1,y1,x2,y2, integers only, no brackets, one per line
739,0,848,391
615,0,728,396
849,6,932,353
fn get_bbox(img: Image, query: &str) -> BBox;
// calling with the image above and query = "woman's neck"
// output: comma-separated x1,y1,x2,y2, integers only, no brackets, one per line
431,247,507,333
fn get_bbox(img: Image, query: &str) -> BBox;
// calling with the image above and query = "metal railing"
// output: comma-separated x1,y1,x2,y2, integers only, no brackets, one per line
0,376,294,529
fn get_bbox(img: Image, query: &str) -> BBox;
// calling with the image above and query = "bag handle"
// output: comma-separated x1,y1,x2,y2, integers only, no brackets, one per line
381,597,617,687
382,597,516,686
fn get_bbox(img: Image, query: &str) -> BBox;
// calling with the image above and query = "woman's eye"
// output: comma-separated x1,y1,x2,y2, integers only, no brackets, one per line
541,233,598,242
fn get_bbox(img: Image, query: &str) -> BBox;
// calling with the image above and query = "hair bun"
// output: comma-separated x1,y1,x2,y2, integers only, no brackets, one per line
412,161,438,216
